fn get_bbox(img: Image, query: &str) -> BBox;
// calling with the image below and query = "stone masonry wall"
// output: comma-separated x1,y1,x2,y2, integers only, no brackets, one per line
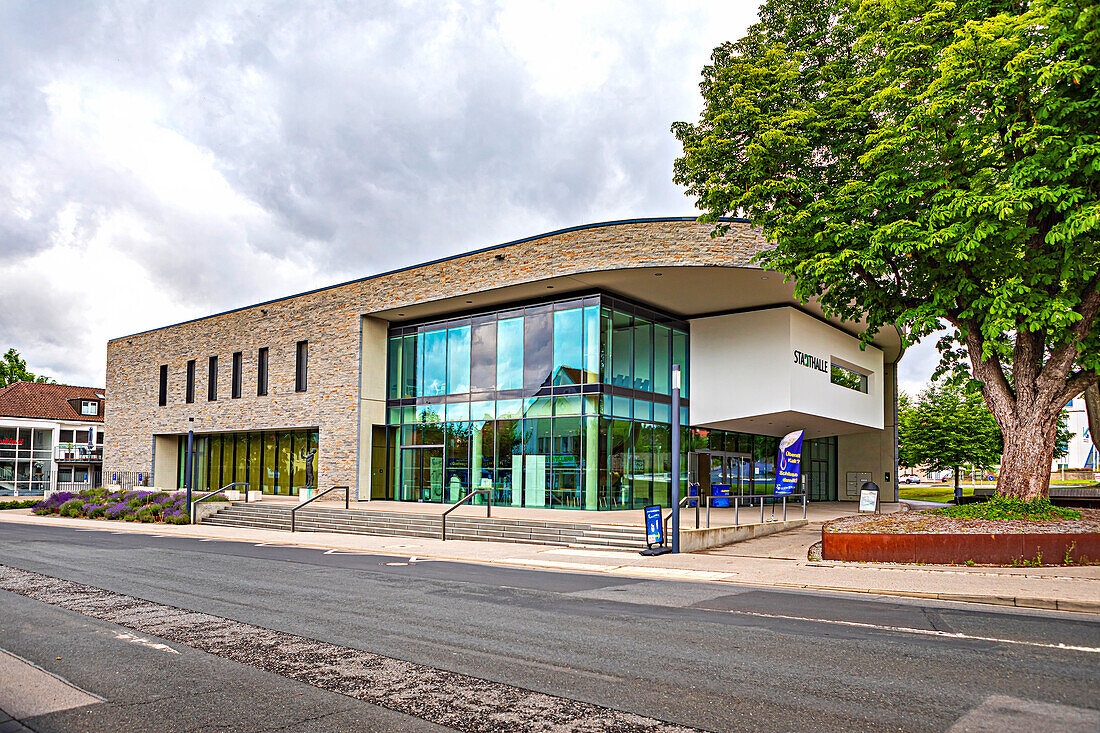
104,220,771,491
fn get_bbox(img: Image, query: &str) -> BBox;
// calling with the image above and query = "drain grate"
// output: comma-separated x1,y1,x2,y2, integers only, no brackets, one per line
0,564,701,733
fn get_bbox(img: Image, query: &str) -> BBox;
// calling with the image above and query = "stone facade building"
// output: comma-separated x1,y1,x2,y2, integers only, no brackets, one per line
105,218,901,508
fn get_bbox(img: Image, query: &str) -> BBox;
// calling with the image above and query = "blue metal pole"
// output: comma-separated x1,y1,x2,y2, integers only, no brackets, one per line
185,430,194,517
671,365,681,553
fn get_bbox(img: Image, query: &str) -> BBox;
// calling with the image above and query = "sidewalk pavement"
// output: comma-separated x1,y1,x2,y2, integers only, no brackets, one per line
2,510,1097,614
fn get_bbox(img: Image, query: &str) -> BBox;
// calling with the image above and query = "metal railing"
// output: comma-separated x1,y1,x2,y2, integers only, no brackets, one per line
191,482,249,524
662,495,692,541
700,493,807,528
55,445,103,462
441,489,492,541
291,486,350,532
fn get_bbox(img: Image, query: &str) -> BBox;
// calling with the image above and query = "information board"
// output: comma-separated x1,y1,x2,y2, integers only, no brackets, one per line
644,504,664,547
859,488,879,513
775,430,804,496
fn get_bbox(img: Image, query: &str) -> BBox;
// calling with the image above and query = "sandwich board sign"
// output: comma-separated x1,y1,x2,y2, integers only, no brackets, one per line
640,504,671,555
859,484,880,513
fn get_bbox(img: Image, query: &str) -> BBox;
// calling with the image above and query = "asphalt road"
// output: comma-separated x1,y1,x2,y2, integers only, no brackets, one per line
0,522,1098,732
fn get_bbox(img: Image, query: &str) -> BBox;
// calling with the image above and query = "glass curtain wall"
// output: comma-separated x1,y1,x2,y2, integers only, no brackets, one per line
0,427,53,494
385,294,690,510
176,429,319,495
384,293,838,510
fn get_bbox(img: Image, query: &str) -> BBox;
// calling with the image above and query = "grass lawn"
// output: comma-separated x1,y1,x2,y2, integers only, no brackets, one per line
898,484,976,503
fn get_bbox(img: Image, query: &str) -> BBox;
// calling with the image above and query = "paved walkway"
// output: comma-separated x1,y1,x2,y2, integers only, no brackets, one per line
1,509,1096,613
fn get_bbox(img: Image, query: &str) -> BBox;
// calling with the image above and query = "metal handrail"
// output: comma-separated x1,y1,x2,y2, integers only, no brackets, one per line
704,492,808,527
441,489,492,541
291,485,350,531
662,495,692,540
190,482,249,524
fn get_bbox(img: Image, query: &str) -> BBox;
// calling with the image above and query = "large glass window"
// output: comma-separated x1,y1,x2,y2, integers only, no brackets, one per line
419,328,447,397
552,308,583,386
383,293,696,510
177,428,319,495
447,326,471,395
523,307,553,389
497,317,524,390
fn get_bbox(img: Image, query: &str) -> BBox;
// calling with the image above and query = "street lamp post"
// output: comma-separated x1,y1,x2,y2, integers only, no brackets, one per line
671,364,681,554
185,429,194,517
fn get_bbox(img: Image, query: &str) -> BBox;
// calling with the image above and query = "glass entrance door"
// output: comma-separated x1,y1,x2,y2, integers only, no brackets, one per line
399,446,444,502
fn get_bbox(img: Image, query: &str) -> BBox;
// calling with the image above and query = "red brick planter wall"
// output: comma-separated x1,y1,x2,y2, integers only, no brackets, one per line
822,530,1100,565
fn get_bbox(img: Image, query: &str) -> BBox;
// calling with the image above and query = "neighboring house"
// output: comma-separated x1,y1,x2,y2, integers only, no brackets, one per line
1054,394,1096,471
0,381,105,495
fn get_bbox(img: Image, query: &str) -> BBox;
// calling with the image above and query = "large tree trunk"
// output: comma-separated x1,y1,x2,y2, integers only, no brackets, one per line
994,409,1060,501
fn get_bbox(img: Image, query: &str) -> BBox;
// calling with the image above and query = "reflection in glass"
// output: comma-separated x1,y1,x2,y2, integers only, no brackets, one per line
496,317,524,390
552,308,583,385
447,326,471,394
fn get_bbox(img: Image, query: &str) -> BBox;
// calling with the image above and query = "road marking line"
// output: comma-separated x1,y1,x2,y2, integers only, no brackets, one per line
113,631,179,654
716,608,1100,653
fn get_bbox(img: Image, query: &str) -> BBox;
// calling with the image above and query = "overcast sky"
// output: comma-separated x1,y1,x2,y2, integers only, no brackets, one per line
1,0,938,393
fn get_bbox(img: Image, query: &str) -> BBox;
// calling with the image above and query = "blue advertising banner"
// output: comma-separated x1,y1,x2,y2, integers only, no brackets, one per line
774,430,804,496
644,504,664,546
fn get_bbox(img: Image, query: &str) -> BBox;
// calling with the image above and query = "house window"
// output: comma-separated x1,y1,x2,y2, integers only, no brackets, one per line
158,365,168,406
208,356,218,401
186,360,196,403
257,347,269,396
295,341,308,392
232,352,242,398
830,362,869,394
80,400,98,416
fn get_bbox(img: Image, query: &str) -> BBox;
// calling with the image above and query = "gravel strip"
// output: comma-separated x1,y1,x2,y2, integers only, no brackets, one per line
0,564,700,733
825,508,1100,535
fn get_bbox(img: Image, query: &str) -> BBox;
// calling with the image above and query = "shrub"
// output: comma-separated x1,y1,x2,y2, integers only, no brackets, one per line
930,496,1080,521
135,505,160,523
105,501,130,520
34,492,75,515
85,503,108,518
0,499,41,510
59,498,85,517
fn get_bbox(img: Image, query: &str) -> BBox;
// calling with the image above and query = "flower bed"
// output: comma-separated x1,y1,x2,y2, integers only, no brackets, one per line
822,504,1100,565
34,488,193,524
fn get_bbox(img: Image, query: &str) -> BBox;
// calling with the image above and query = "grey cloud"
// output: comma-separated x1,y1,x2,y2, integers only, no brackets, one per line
1,0,744,385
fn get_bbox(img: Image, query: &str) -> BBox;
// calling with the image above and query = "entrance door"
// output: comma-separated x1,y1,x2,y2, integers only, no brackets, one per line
399,446,444,502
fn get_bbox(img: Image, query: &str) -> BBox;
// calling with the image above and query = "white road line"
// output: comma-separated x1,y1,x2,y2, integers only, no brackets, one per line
113,631,180,655
718,608,1100,653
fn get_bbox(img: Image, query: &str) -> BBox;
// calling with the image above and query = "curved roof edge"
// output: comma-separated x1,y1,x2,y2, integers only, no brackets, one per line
110,216,750,342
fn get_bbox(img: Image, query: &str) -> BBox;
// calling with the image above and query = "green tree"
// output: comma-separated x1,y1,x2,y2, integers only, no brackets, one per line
673,0,1100,501
899,383,1004,500
0,349,53,387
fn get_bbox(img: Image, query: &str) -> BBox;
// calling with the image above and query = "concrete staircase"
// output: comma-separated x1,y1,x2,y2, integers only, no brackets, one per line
200,503,647,550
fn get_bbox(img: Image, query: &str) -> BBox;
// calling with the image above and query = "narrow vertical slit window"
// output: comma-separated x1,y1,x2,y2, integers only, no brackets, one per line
232,352,242,398
295,340,308,392
208,356,218,401
257,347,269,396
186,360,196,404
158,365,168,406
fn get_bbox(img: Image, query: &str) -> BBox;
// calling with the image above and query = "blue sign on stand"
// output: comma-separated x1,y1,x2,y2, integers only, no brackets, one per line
644,504,664,547
775,430,804,496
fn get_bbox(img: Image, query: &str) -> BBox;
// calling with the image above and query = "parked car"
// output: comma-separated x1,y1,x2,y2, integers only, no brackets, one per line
900,475,921,484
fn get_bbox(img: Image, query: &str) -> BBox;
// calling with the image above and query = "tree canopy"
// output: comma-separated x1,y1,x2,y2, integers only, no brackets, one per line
0,349,53,387
899,382,1003,480
673,0,1100,500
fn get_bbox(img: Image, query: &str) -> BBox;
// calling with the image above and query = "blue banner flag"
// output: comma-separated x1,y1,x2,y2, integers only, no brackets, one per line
644,504,664,546
774,430,804,496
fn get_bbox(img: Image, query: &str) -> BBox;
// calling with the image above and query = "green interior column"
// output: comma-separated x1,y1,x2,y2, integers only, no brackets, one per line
584,416,599,509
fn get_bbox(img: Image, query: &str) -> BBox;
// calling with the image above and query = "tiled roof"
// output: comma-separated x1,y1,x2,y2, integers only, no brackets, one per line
0,381,105,423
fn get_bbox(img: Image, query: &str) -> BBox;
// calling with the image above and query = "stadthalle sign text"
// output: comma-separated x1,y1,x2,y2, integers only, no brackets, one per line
793,349,828,373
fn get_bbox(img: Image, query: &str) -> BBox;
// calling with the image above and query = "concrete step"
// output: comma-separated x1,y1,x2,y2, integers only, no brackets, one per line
199,503,646,548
